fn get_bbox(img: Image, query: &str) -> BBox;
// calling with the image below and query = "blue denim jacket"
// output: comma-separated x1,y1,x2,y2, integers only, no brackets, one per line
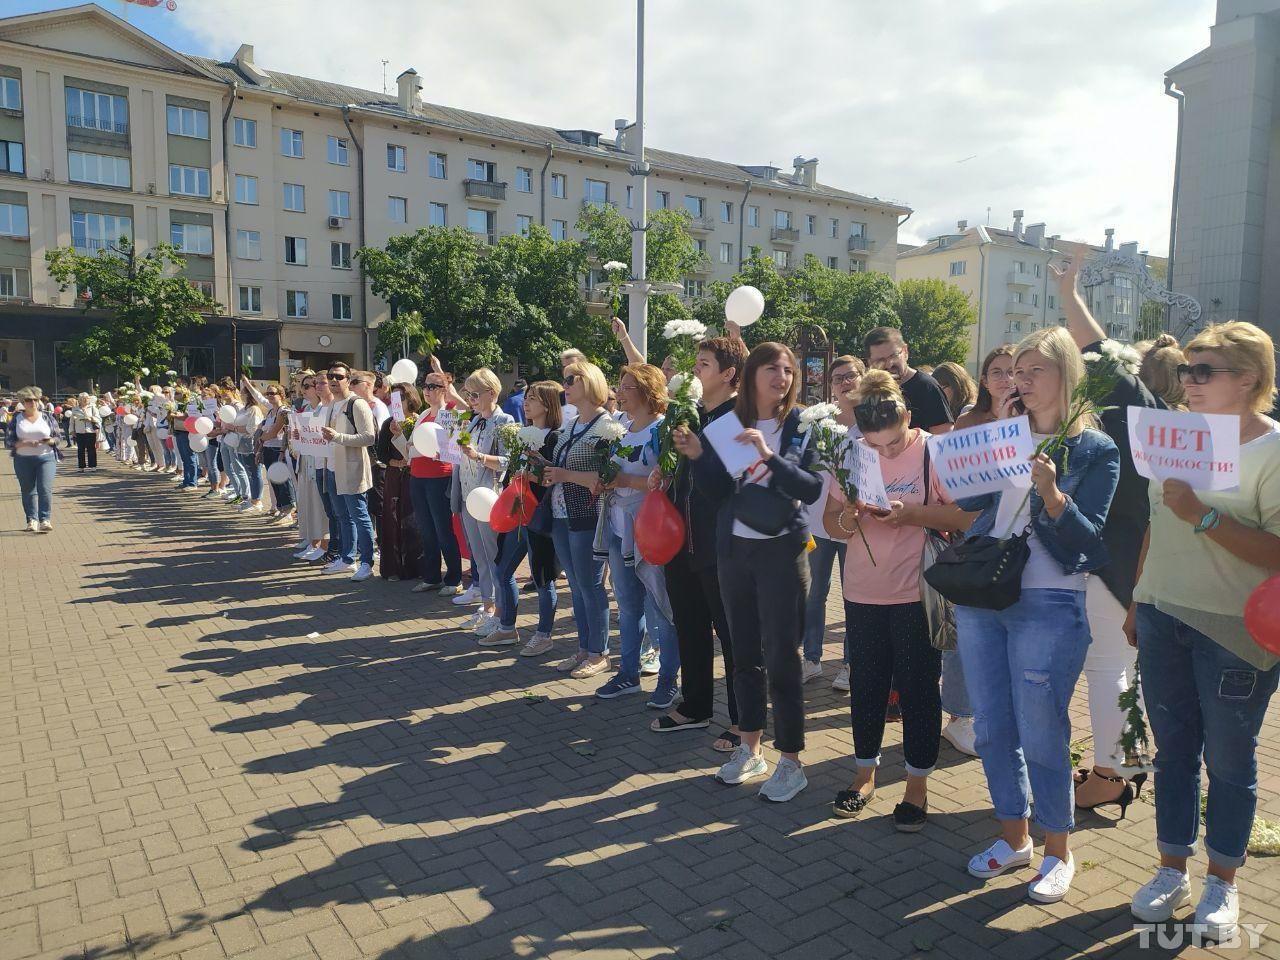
957,427,1119,575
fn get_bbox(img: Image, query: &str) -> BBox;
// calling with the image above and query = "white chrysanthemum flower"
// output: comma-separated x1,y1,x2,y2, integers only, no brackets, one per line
602,260,627,273
595,419,627,442
140,367,150,376
516,425,549,447
821,419,849,437
799,402,841,423
1081,352,1102,363
667,373,703,401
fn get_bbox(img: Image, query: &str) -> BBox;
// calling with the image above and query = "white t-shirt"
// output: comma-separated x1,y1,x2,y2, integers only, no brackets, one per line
15,414,51,455
608,418,662,534
369,397,390,430
732,418,788,540
991,433,1086,591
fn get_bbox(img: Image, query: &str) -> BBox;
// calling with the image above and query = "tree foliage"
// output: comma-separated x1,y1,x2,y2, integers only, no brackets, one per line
44,238,218,381
893,278,976,367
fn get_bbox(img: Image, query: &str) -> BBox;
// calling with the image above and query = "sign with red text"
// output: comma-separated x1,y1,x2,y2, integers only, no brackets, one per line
1127,407,1239,491
925,415,1035,498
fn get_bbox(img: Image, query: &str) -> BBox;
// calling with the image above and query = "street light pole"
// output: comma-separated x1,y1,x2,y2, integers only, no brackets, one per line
628,0,649,360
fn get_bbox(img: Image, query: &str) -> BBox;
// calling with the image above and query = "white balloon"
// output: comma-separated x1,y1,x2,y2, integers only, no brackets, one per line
97,405,111,417
122,413,139,427
193,416,214,436
188,434,208,452
411,420,442,458
465,486,498,522
724,284,765,328
266,461,292,485
217,404,237,424
222,432,240,450
388,358,419,386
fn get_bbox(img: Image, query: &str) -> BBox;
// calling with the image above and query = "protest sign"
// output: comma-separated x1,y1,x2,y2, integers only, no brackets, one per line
436,409,463,465
925,415,1035,498
295,412,328,454
701,410,759,480
1127,407,1240,491
845,440,891,511
389,392,405,424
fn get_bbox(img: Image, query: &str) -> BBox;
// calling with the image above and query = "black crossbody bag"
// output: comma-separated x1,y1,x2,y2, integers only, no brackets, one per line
922,493,1032,612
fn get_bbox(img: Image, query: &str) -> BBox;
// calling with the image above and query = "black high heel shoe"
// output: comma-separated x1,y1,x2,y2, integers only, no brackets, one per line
1075,769,1148,818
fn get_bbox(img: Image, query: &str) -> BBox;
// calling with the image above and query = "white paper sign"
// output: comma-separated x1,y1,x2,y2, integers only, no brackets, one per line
435,409,462,465
389,392,405,424
202,398,218,416
1127,407,1240,491
845,440,891,511
701,410,760,480
295,412,328,453
925,415,1036,498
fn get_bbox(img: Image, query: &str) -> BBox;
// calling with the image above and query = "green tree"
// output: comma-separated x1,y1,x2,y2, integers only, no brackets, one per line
893,278,975,367
692,247,808,347
793,255,900,356
375,309,437,359
45,238,218,382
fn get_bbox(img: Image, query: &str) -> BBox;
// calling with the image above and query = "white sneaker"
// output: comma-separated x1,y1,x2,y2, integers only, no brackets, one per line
1131,867,1192,923
302,546,326,561
461,610,489,630
471,613,498,636
24,519,37,533
715,745,769,785
411,581,439,594
967,838,1034,879
451,585,482,606
639,647,661,676
758,757,808,803
801,660,823,684
323,559,356,574
37,520,52,533
349,563,373,582
941,716,979,757
1027,854,1075,903
832,664,850,691
1194,875,1239,943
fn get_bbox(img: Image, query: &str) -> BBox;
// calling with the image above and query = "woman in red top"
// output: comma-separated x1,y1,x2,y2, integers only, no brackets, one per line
407,370,463,596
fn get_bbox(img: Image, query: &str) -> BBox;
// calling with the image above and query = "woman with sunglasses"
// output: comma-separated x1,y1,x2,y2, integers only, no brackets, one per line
823,370,975,831
290,375,331,562
673,342,822,803
257,383,297,525
1125,323,1280,939
407,371,463,596
956,326,1118,904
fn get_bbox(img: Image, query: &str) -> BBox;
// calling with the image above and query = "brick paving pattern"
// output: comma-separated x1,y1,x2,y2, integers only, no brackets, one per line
2,459,1280,960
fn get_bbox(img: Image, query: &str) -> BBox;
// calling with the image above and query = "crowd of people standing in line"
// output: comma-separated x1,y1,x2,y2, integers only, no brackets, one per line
4,259,1279,941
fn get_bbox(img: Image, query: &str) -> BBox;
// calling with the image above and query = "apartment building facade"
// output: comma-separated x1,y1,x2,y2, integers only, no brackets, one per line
896,212,1164,370
0,3,909,392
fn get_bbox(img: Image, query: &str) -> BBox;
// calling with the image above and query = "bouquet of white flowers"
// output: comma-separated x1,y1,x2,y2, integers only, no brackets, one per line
591,417,631,483
805,408,874,565
656,319,709,475
498,423,550,478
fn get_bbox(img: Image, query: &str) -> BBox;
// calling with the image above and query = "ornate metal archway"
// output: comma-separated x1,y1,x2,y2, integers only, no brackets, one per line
1079,252,1202,338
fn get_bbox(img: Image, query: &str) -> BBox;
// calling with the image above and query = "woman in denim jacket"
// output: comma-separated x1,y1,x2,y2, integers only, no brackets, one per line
957,327,1119,905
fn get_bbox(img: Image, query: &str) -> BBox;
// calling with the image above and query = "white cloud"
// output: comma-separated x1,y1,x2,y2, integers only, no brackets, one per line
169,0,1215,253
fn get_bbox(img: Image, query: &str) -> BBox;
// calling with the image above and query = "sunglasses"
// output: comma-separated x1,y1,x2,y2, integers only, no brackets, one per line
423,383,444,391
326,372,347,381
266,391,281,396
1177,363,1240,385
854,398,901,430
563,374,578,386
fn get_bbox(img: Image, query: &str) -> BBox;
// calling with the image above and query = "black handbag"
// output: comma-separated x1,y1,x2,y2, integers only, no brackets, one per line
922,523,1032,612
731,480,795,537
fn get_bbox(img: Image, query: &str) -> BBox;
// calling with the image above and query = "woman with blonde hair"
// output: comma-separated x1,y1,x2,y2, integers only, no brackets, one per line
1138,333,1189,411
955,325,1119,903
1127,321,1280,939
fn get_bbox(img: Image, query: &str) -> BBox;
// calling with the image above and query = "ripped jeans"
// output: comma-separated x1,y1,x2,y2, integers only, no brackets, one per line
956,588,1091,835
1137,603,1280,868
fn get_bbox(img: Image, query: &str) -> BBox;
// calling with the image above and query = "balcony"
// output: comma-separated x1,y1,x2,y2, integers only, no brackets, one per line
690,254,713,276
770,226,799,244
1004,298,1035,317
1007,269,1035,288
584,288,614,317
462,179,507,203
686,215,715,234
66,114,128,135
581,197,617,211
847,235,873,255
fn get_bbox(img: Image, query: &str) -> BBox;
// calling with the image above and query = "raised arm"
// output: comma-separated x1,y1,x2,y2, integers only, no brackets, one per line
1052,256,1106,350
612,317,644,366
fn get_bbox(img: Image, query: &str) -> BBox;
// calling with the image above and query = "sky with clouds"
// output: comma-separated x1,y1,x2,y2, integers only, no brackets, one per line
19,0,1216,251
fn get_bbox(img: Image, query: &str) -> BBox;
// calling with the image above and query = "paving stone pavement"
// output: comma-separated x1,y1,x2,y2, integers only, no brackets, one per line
2,459,1280,960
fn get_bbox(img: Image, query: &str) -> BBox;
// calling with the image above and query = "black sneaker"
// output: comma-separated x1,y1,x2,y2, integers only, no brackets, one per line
311,551,337,565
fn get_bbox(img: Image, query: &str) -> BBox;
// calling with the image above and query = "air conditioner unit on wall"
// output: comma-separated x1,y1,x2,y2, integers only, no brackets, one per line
327,216,341,229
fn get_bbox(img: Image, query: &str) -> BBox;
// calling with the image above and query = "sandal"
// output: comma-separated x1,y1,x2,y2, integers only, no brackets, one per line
893,800,928,833
650,714,711,733
711,730,741,753
832,787,876,819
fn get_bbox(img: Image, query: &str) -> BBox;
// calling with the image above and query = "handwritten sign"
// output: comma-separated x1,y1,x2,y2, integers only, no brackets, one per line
293,412,328,454
202,398,218,416
701,410,759,480
925,415,1035,498
845,440,891,511
435,408,462,465
389,392,405,424
1127,407,1240,491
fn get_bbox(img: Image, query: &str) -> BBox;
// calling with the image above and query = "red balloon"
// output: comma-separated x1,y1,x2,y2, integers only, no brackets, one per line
452,513,471,561
183,416,197,432
53,406,63,415
490,476,539,534
115,406,126,415
634,489,685,566
1245,574,1280,656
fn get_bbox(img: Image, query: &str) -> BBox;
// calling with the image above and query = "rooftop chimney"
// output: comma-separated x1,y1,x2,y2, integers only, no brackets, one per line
1120,241,1139,257
232,43,269,85
957,219,968,232
615,120,636,155
1012,209,1025,240
396,68,422,113
1104,227,1115,252
792,156,818,187
1025,222,1046,247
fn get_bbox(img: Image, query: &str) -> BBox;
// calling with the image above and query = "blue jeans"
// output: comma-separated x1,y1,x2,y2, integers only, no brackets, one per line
238,453,262,501
608,530,679,684
318,469,341,551
13,452,56,522
334,491,376,565
956,588,1090,835
941,648,972,718
494,528,557,633
261,447,295,510
221,441,249,498
803,536,846,663
175,431,197,487
408,474,460,585
550,518,609,655
1137,603,1280,868
203,440,221,486
161,436,175,468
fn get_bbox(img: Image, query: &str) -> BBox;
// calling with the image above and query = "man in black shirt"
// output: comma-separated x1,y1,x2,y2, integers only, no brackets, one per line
863,327,954,433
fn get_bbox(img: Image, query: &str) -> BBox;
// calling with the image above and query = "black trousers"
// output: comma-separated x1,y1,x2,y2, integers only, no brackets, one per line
75,433,98,469
719,533,809,753
666,549,737,725
846,600,941,774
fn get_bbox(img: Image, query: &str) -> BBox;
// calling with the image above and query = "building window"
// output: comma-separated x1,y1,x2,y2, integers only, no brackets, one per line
684,195,705,218
584,178,609,206
517,214,532,236
827,256,839,269
746,205,759,227
429,151,447,179
280,128,304,158
166,104,209,139
428,202,447,227
71,211,131,252
189,279,215,298
515,166,532,192
654,190,669,210
1034,263,1042,278
773,249,790,268
0,139,22,175
0,267,29,299
550,173,566,198
168,164,210,197
388,196,407,223
328,189,350,219
241,342,264,368
775,210,792,229
234,174,258,205
683,279,705,298
849,259,866,273
68,151,130,188
1114,276,1133,316
551,219,567,241
1013,259,1025,274
1032,293,1040,307
238,285,261,313
1047,294,1057,310
235,229,261,260
332,294,353,320
284,236,307,265
285,290,308,318
327,136,349,166
829,218,839,239
719,241,733,264
626,185,634,209
720,201,733,223
468,159,497,182
0,77,20,111
331,241,352,268
0,202,28,238
467,208,495,242
949,260,966,277
233,117,256,148
849,221,866,238
66,88,128,134
170,222,213,255
387,143,406,172
693,238,707,255
282,182,305,212
805,214,815,235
